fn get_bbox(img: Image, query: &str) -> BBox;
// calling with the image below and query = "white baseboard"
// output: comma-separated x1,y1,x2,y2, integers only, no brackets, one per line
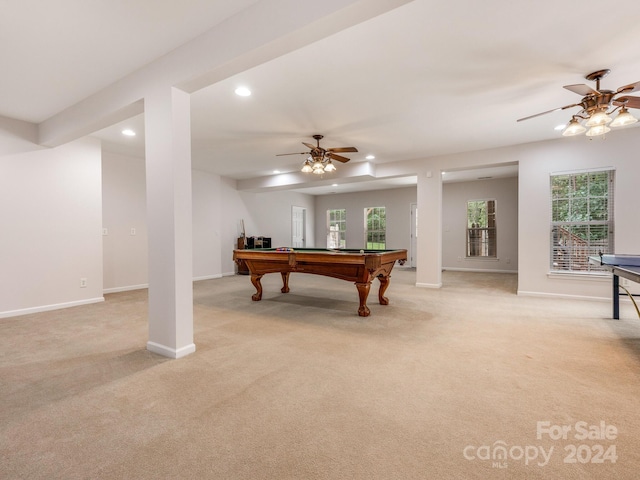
103,284,148,294
517,290,608,302
147,341,196,359
443,267,517,274
416,282,443,289
193,274,222,282
0,297,105,319
104,275,224,293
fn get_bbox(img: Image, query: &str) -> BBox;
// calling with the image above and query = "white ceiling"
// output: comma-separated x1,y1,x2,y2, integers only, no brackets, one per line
3,0,640,194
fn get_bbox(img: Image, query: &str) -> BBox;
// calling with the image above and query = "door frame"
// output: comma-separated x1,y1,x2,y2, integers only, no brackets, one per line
291,206,306,248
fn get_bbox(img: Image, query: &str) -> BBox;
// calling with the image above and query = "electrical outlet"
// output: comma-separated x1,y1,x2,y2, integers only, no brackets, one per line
80,278,87,288
102,228,108,236
130,228,136,236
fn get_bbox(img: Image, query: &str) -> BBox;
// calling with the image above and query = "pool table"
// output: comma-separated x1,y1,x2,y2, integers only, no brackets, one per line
233,248,408,316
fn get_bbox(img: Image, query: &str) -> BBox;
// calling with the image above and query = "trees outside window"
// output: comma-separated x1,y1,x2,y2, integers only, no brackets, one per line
550,170,614,272
467,200,496,257
365,206,386,249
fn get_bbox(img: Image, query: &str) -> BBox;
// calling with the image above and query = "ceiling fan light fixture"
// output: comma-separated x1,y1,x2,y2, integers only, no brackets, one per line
280,135,356,174
585,124,611,137
312,158,325,174
585,110,612,127
324,160,336,172
562,118,587,136
610,107,638,128
519,69,640,138
301,160,313,173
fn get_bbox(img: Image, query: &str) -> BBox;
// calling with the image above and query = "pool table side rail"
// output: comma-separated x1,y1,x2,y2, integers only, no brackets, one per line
233,249,407,281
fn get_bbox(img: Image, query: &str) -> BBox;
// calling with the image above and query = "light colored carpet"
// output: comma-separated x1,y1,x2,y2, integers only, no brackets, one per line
1,269,639,479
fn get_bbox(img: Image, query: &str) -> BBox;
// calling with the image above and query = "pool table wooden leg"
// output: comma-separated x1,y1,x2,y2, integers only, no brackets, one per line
250,274,263,301
280,272,290,293
377,274,390,305
355,282,371,317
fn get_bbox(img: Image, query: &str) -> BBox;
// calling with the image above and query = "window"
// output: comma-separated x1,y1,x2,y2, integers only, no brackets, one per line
365,206,386,249
550,169,614,272
467,200,496,257
327,209,346,248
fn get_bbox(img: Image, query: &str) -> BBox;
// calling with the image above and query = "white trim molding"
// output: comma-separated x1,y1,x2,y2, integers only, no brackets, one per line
517,291,608,302
444,268,516,274
103,284,149,294
193,274,222,282
0,297,105,319
416,282,443,289
147,341,196,359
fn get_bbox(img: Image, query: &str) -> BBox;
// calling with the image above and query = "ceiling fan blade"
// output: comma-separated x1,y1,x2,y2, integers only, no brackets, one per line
327,147,358,153
616,81,640,95
517,103,581,122
328,152,350,163
302,142,316,150
614,95,640,109
563,84,599,96
276,151,309,156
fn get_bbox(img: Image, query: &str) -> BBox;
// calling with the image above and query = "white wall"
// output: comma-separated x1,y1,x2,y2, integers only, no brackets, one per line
517,129,640,299
221,188,316,273
442,177,518,272
220,177,246,275
236,190,315,248
313,187,415,250
1,130,103,317
407,126,640,298
102,154,226,288
193,170,222,280
102,152,317,285
102,152,148,292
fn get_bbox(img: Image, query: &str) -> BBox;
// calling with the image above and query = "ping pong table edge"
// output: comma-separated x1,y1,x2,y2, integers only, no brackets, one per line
588,255,640,320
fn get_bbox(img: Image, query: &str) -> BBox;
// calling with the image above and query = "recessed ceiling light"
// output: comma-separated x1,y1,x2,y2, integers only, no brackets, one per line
332,183,338,187
554,124,566,131
273,170,281,174
235,86,251,97
122,129,136,136
365,154,375,160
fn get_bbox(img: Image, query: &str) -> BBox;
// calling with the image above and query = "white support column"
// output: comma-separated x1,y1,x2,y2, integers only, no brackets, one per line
416,169,443,288
144,87,195,359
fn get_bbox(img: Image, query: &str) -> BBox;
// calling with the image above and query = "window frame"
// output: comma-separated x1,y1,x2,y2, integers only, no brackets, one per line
549,168,615,273
364,206,386,250
326,208,347,249
466,199,497,258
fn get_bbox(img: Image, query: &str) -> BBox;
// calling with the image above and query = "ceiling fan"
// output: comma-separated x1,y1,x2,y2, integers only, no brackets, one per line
277,134,358,173
517,69,640,137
